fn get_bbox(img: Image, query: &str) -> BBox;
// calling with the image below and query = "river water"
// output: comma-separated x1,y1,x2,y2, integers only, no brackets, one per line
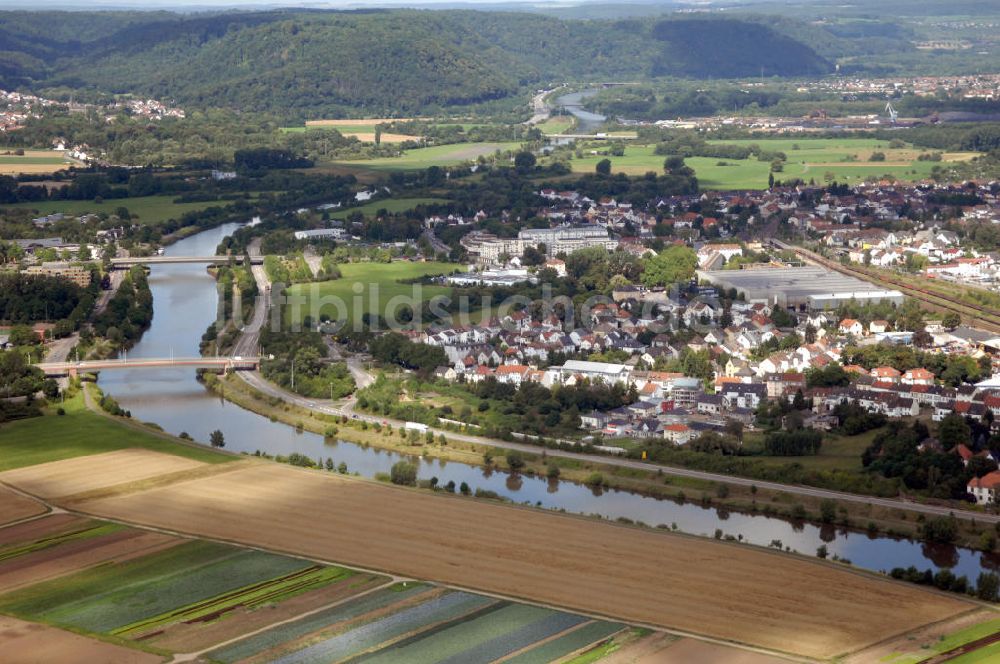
554,89,606,133
99,225,1000,581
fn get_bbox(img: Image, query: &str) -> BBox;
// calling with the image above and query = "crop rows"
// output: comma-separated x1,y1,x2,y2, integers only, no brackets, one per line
503,620,625,664
112,565,354,639
208,583,433,663
0,522,124,563
356,602,587,664
0,541,311,633
268,591,498,664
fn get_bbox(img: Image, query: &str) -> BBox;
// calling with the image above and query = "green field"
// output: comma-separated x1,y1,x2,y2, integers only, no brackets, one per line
285,261,456,327
536,116,575,135
329,197,450,220
743,427,879,472
0,156,67,164
0,392,229,471
3,194,240,225
0,539,315,633
567,139,978,190
335,142,522,171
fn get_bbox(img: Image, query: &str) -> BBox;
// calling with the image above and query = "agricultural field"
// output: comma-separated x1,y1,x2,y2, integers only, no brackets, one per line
0,486,46,525
284,261,456,328
208,584,622,664
62,461,972,660
0,150,78,175
335,141,523,171
0,514,179,593
0,615,161,664
844,610,1000,663
567,139,979,190
0,534,385,656
328,196,450,220
0,392,230,471
285,119,420,143
2,194,244,225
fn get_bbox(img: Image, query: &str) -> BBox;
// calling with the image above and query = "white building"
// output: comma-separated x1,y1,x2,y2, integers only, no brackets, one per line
556,360,632,386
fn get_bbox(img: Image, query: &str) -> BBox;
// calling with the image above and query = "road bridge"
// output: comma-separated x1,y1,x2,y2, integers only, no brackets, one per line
35,356,260,377
110,256,263,268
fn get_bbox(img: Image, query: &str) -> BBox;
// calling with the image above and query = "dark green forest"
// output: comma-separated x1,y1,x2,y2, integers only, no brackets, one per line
0,10,837,117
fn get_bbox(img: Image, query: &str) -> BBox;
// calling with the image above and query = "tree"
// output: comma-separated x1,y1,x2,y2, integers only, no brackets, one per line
938,413,971,448
976,572,1000,602
663,155,694,177
819,499,837,524
374,125,383,146
942,312,961,330
390,461,417,486
513,151,536,174
595,158,612,176
640,246,697,287
209,429,225,448
506,450,525,471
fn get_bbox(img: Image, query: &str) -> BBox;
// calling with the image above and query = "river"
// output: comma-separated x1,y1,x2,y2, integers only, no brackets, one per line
554,89,606,133
99,224,1000,582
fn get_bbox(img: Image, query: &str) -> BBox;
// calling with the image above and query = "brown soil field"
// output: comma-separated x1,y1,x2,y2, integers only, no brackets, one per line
0,449,205,499
0,163,72,175
0,486,45,525
145,572,388,653
0,528,179,592
0,615,163,664
69,463,971,660
622,637,791,664
0,514,88,548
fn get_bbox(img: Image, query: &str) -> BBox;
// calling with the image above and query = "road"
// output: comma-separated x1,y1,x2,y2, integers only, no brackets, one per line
93,270,124,316
421,228,449,256
234,362,1000,524
229,238,999,524
231,239,271,359
524,85,563,125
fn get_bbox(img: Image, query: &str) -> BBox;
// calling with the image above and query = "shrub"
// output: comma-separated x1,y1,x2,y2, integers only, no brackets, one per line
389,461,417,486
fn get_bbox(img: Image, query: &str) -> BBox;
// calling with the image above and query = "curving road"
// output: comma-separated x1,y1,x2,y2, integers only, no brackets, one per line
230,242,998,524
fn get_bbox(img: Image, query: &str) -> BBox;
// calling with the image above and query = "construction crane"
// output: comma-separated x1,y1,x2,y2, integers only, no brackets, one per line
885,101,898,124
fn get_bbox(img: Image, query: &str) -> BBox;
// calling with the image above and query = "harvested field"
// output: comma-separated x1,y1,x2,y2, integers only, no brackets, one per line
305,118,414,126
72,463,972,659
0,449,206,499
0,486,45,525
0,615,161,664
641,637,792,664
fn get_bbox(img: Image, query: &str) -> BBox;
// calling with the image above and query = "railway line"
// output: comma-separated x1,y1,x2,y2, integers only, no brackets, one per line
772,240,1000,335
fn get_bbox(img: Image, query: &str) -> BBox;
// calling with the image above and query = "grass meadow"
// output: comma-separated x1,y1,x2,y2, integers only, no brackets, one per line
329,197,450,220
0,392,229,471
334,142,522,171
284,261,456,327
567,138,978,189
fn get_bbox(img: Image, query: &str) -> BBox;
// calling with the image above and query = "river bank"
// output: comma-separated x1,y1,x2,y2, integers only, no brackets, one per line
207,371,1000,567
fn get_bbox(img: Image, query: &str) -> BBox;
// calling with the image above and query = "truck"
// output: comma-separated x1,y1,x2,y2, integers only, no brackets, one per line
404,421,429,434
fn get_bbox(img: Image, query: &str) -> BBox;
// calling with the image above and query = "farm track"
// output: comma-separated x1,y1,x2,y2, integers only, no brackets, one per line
775,241,1000,334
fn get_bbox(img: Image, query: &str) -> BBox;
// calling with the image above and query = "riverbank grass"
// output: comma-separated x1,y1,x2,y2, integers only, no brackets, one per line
332,142,522,171
0,391,230,471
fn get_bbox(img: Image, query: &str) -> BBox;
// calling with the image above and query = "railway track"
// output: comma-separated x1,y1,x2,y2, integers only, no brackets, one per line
772,240,1000,335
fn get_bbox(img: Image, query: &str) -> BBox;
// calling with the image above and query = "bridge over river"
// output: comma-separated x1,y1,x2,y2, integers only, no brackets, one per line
35,356,260,377
110,256,263,268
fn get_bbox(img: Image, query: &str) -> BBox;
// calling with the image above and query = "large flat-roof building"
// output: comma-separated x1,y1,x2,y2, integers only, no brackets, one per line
462,227,618,265
698,266,903,310
557,360,632,386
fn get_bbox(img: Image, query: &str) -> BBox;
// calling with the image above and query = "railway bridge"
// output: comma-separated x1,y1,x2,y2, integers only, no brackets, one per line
35,356,260,377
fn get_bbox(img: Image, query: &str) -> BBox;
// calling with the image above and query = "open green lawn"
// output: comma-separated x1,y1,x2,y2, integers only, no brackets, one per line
285,261,456,327
743,427,879,472
329,197,450,220
536,116,575,135
0,156,66,164
566,138,978,190
334,142,522,171
0,392,229,471
3,195,241,225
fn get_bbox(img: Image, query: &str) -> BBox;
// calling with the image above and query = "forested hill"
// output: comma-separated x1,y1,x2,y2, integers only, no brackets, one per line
0,10,832,117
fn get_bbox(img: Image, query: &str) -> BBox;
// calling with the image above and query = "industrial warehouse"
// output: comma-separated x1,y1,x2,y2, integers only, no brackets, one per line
698,266,905,310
